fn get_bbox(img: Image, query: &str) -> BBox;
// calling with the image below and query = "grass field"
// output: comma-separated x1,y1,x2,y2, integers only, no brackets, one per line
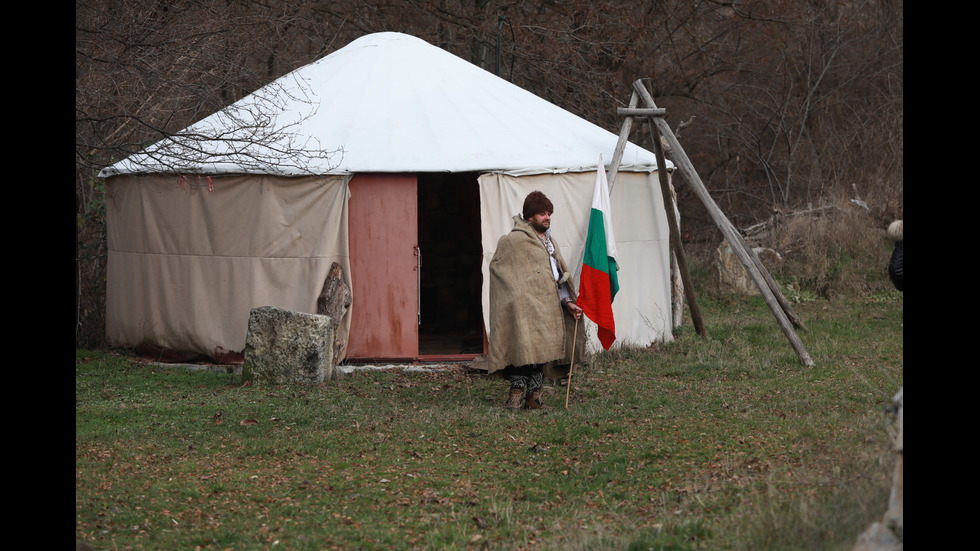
76,294,903,550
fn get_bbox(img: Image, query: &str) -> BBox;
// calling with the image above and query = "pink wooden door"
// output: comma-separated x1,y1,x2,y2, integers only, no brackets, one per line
346,174,419,359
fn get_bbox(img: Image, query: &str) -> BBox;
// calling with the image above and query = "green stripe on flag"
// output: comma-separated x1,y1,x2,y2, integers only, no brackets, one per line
583,208,619,298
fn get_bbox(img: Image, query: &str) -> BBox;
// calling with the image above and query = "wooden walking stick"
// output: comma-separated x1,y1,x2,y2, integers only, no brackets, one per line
565,316,579,409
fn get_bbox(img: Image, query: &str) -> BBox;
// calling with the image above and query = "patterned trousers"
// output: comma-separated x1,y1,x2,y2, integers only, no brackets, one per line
508,364,544,391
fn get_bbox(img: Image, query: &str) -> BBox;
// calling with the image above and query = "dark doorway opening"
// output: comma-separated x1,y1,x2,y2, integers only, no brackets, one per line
417,173,485,356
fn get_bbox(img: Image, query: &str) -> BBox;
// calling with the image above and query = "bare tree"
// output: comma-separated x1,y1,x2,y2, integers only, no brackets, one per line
75,0,331,345
75,0,338,176
655,0,903,226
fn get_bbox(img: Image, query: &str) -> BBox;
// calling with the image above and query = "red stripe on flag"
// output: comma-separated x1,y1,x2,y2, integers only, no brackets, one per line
579,263,616,350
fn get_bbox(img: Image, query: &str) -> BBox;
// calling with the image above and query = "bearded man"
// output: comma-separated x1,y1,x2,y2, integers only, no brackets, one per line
488,190,585,409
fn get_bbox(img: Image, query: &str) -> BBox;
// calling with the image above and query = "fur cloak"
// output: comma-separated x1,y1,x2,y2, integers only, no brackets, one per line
488,215,585,375
887,219,903,292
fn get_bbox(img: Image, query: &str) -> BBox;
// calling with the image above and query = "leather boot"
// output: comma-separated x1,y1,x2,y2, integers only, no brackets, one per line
525,387,545,409
505,388,524,409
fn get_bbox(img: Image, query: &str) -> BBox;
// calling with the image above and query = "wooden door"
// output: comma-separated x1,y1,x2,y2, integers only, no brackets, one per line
346,174,419,359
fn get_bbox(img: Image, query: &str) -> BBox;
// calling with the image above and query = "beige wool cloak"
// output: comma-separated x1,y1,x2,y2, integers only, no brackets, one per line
488,215,585,375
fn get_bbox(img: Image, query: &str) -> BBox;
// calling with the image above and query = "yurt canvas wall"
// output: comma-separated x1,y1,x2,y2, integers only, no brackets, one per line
105,167,672,362
105,173,352,361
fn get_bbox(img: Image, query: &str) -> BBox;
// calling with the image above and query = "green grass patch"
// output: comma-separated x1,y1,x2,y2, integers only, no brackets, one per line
77,296,902,550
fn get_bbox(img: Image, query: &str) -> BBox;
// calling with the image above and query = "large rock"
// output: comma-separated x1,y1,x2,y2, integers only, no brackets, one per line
242,306,335,384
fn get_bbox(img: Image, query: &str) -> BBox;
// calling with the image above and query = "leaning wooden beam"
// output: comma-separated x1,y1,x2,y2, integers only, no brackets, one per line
649,120,706,337
606,90,639,194
723,220,807,330
631,79,813,366
608,89,707,338
627,83,804,330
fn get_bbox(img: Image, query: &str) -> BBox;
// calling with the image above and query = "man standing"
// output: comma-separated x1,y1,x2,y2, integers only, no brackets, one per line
488,191,585,409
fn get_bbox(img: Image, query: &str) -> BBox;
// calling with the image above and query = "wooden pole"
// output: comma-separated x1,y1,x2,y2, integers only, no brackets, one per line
608,89,707,337
631,80,813,366
606,90,639,195
723,225,807,330
565,317,579,409
617,107,667,117
630,80,804,329
649,121,706,337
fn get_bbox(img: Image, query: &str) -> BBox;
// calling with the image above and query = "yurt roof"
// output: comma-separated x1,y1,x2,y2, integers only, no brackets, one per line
100,32,664,178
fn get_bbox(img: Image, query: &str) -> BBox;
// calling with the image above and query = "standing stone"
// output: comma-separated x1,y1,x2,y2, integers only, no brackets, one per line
317,262,352,366
242,306,335,384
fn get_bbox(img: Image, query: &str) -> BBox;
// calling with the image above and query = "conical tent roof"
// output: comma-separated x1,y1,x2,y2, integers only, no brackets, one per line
100,32,661,177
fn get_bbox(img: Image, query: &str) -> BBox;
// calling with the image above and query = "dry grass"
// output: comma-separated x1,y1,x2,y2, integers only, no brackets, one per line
684,192,900,302
768,200,891,298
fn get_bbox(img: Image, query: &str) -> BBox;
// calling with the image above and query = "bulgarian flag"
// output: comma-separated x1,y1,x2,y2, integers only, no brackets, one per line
578,156,619,350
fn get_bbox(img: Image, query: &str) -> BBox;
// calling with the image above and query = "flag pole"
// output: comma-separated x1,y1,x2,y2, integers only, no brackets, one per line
565,317,579,409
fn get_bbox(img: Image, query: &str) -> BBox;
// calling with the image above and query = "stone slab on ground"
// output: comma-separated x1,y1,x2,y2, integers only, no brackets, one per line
242,306,336,384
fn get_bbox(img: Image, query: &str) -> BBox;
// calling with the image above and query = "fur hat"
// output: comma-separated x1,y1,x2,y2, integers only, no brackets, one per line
887,219,903,242
522,191,554,220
